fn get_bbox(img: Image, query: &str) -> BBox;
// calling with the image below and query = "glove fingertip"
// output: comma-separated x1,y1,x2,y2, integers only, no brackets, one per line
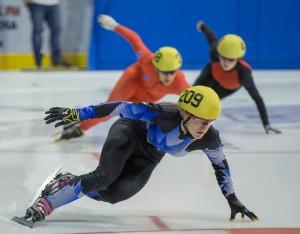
250,215,259,222
45,119,53,124
230,213,236,222
54,122,62,128
44,115,52,120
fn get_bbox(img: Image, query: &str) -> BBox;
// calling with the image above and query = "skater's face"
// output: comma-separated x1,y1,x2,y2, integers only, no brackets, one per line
183,112,214,139
219,56,238,71
157,70,177,86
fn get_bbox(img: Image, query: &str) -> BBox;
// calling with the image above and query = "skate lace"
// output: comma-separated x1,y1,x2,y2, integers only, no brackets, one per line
59,176,73,187
41,173,75,196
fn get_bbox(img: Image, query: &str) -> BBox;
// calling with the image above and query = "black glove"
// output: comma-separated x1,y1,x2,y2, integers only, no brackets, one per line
227,193,258,222
264,124,282,134
44,107,80,128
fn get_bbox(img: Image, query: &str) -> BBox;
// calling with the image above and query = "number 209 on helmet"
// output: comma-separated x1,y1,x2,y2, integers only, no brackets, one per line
178,86,221,120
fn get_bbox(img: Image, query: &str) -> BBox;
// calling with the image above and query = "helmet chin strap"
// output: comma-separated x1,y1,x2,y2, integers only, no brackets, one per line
180,115,193,137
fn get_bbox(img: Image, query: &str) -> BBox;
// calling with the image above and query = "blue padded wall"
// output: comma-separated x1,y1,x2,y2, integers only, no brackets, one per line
89,0,300,69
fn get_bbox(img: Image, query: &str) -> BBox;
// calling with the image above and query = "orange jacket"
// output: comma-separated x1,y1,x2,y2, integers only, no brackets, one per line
111,25,190,102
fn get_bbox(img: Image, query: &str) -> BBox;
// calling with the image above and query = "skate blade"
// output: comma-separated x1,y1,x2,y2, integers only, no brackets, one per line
12,216,35,228
29,167,61,207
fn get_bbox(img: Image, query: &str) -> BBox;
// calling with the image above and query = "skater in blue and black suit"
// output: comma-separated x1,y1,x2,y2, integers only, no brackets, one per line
20,86,258,225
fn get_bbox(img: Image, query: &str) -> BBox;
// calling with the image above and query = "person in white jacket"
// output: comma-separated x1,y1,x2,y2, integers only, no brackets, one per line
24,0,70,68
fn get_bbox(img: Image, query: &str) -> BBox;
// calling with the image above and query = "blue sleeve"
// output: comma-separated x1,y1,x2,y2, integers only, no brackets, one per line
203,146,235,198
78,102,159,123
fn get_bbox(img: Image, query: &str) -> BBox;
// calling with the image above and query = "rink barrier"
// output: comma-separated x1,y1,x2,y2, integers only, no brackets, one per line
0,53,87,70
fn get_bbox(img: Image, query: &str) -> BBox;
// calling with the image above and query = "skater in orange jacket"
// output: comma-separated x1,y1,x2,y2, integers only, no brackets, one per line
59,15,190,141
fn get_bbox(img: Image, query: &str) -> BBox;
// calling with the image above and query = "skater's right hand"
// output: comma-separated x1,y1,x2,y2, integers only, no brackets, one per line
227,193,258,222
98,14,119,30
196,20,205,32
44,107,80,128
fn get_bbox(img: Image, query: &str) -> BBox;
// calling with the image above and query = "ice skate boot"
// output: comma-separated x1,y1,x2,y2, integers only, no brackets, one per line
12,167,61,227
12,168,80,228
53,123,83,142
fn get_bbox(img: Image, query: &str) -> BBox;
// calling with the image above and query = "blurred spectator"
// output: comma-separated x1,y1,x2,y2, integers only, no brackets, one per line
24,0,70,68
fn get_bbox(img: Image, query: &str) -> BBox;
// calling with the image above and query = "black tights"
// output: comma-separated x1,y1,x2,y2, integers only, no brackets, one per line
80,119,163,204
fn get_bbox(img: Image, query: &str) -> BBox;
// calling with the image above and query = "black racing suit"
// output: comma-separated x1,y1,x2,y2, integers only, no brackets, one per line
193,24,270,126
45,102,235,209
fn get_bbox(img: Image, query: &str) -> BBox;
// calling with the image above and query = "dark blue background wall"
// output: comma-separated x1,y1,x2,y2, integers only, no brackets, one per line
89,0,300,70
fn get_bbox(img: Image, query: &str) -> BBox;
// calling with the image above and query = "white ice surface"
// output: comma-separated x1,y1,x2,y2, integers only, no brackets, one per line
0,70,299,233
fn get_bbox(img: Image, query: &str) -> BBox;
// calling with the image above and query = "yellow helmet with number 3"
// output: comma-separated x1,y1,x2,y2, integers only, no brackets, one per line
152,46,182,71
178,86,221,120
217,34,246,59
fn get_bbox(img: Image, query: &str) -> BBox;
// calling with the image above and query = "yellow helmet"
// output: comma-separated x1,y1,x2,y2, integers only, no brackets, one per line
152,46,182,71
217,34,246,59
178,86,221,120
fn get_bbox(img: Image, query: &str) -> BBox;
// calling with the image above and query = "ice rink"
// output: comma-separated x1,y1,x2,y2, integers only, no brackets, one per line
0,70,299,234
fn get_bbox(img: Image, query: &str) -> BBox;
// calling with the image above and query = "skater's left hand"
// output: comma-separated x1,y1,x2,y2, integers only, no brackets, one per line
98,14,119,31
44,107,80,127
227,194,258,222
264,124,282,134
